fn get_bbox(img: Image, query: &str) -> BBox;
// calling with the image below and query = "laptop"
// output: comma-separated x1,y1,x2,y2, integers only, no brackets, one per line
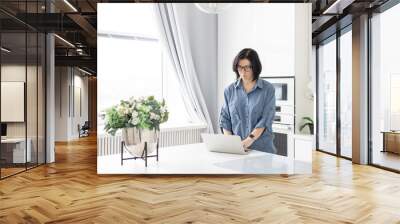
201,133,249,155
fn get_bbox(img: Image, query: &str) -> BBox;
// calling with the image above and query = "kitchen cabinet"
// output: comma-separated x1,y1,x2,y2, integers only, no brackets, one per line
293,134,313,162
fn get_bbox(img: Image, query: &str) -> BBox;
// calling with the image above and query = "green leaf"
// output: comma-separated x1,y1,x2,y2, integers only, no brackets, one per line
302,116,314,124
299,123,307,131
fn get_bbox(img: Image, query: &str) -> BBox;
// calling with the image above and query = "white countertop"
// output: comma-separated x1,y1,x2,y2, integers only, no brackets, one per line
97,143,312,174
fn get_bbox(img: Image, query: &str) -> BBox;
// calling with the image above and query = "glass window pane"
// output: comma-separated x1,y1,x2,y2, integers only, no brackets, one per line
318,37,337,154
1,31,27,177
27,31,38,168
371,3,400,171
98,37,163,109
98,4,159,38
340,30,352,158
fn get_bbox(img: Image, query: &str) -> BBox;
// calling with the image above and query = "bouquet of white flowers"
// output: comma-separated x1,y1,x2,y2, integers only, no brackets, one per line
104,96,168,135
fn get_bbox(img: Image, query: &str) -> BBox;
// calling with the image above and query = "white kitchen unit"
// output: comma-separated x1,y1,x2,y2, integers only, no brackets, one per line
272,123,295,159
97,143,312,174
293,134,314,162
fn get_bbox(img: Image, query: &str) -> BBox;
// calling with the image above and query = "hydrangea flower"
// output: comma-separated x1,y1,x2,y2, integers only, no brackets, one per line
104,95,169,135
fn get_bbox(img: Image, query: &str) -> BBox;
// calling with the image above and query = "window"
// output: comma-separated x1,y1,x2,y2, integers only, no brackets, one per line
97,4,194,134
316,28,353,159
370,3,400,171
0,1,46,179
317,37,337,155
339,28,352,158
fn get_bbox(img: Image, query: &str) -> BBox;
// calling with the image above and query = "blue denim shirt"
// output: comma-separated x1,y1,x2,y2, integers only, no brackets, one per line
219,78,276,153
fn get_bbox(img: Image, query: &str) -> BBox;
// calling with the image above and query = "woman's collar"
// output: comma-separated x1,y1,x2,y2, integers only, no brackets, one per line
234,78,263,89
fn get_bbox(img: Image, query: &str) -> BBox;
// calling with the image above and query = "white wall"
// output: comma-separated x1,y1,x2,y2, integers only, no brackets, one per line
78,74,89,123
1,65,43,137
294,4,313,134
1,63,47,163
55,67,68,141
1,66,26,130
218,3,296,109
55,67,89,141
312,45,317,148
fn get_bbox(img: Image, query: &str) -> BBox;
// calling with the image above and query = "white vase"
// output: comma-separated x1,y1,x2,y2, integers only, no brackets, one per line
121,127,140,145
140,128,159,155
122,127,159,157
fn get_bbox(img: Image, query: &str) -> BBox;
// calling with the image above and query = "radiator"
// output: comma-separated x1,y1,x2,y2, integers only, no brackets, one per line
97,124,207,156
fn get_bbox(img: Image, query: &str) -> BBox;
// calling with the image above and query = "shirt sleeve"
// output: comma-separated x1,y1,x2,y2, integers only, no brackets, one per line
219,87,232,132
254,85,276,130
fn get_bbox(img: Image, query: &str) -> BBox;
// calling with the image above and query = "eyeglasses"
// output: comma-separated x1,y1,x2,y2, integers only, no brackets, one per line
237,65,252,72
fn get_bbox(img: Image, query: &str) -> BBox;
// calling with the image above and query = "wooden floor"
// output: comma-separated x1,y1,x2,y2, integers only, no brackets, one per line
1,163,44,178
1,135,400,223
0,167,26,178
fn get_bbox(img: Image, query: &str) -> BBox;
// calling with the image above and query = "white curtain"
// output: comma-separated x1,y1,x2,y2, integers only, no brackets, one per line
154,3,214,133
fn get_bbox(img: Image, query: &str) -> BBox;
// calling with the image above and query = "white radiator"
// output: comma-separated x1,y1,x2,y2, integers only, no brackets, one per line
97,124,207,156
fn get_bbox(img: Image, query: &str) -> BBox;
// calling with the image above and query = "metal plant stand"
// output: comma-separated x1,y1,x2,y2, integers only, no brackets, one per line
121,140,159,167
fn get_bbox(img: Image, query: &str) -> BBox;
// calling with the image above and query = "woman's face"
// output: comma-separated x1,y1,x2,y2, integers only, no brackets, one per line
237,59,253,81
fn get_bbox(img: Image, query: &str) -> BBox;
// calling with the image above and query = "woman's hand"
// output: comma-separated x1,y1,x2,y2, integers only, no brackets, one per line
241,137,254,151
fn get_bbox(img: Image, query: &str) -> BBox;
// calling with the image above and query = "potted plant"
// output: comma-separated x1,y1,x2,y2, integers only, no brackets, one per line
104,96,168,157
299,116,314,135
134,96,168,156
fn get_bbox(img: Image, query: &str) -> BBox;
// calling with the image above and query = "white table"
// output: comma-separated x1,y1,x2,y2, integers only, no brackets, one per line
97,143,312,174
1,138,31,163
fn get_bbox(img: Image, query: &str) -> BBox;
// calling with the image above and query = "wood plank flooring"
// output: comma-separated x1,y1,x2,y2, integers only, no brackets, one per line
0,167,26,178
0,135,400,223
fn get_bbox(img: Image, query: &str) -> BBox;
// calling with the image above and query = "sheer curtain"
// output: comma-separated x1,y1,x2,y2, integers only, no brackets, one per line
154,3,214,133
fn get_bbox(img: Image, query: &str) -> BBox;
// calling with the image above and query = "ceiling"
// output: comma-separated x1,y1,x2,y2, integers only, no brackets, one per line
311,0,391,44
0,0,100,74
0,0,395,75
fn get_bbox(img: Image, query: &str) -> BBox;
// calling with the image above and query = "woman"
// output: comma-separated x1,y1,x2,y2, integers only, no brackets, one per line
219,48,276,153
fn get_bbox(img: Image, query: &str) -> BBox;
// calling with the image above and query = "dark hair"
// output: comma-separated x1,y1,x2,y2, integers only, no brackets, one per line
232,48,262,81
